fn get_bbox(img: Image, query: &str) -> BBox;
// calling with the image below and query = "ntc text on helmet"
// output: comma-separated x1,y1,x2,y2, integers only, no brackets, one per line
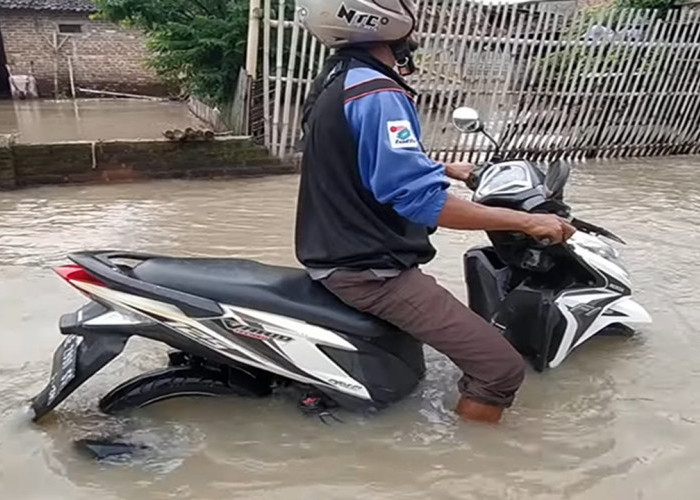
336,3,390,31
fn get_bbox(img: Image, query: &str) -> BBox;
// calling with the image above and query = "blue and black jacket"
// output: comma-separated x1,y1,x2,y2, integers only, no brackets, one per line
295,49,449,271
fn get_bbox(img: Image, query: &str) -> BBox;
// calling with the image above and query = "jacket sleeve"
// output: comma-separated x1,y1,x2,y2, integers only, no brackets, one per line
344,89,449,227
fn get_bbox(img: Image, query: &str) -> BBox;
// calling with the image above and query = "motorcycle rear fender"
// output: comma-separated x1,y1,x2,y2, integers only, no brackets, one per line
31,328,129,421
31,302,162,422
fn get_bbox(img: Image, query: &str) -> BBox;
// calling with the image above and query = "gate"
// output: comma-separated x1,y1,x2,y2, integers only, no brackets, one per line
256,1,700,161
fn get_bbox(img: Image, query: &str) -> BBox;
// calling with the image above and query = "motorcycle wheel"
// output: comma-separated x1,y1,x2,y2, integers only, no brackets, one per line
99,365,272,414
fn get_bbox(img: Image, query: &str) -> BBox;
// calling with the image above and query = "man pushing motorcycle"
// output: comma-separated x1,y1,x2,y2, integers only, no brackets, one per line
294,0,576,423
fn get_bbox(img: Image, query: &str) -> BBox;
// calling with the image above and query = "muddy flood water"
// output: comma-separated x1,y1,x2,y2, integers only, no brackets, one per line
1,156,699,499
0,99,203,143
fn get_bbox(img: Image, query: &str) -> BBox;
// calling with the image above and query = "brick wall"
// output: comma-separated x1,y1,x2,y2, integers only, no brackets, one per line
0,9,170,97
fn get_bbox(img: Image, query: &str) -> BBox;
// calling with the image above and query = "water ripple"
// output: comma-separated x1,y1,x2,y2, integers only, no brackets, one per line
1,158,699,498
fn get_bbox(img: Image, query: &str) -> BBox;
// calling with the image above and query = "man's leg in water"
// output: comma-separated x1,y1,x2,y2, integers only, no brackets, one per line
321,268,525,423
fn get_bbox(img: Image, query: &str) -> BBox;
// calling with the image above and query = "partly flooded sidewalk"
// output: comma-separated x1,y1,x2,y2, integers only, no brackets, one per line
0,98,205,144
0,98,291,191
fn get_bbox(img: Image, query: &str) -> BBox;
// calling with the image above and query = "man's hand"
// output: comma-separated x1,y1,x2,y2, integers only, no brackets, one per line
436,194,577,246
445,162,475,183
522,214,576,244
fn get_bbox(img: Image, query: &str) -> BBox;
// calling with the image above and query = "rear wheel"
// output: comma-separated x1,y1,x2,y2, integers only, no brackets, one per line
99,359,272,414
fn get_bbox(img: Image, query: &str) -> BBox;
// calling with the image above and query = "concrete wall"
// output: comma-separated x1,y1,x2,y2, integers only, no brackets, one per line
0,9,169,97
0,135,295,190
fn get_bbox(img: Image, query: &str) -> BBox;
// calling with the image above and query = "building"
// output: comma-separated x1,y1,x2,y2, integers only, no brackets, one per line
0,0,168,98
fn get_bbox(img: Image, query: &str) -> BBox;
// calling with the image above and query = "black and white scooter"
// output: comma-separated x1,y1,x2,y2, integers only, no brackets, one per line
30,108,651,422
452,108,651,371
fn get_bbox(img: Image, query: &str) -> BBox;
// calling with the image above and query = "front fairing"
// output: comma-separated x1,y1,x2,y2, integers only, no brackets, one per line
473,160,549,212
473,161,541,200
466,159,653,371
568,231,632,292
472,160,572,273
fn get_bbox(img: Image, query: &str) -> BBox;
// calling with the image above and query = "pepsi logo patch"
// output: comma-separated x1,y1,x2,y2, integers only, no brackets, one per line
387,120,418,149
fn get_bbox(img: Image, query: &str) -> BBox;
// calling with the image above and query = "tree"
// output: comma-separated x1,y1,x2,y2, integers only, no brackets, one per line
616,0,677,11
95,0,250,105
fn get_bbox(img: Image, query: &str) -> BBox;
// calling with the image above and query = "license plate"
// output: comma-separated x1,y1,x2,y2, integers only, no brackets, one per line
47,335,81,404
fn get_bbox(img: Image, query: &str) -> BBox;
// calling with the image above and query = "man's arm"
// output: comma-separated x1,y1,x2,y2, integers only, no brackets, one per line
345,88,575,243
345,86,449,227
438,194,575,243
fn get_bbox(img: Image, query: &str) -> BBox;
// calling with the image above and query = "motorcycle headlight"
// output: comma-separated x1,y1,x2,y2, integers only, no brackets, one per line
576,237,627,271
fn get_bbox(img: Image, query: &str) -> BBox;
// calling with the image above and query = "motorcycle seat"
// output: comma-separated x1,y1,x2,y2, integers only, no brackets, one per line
131,258,402,339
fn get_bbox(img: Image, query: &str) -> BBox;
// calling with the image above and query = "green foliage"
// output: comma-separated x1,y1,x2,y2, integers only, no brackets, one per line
95,0,250,105
616,0,677,11
531,0,682,93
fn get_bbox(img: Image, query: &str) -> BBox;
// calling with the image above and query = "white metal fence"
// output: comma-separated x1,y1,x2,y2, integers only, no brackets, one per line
259,1,700,162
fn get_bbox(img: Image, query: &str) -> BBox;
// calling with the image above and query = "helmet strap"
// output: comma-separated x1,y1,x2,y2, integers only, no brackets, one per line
391,38,418,77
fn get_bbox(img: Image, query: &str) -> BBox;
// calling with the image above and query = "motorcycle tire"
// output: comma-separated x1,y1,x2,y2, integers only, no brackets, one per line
99,365,272,414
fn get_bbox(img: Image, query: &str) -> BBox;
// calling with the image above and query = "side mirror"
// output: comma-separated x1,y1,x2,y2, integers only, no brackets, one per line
452,107,482,134
544,160,571,198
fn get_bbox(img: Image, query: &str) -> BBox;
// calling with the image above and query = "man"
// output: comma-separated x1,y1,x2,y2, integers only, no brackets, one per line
294,0,575,423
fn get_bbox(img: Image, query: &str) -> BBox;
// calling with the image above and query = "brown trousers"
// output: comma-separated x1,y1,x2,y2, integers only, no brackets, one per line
321,268,525,407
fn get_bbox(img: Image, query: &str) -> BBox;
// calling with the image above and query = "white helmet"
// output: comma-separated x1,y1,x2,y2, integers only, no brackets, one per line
296,0,417,49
